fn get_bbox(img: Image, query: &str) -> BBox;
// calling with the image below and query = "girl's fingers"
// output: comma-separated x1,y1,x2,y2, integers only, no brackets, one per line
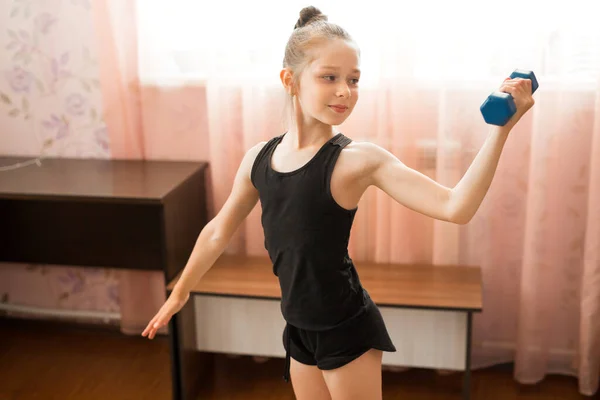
142,299,182,339
142,313,162,337
142,318,156,337
499,85,516,94
142,313,172,339
148,322,160,339
153,316,165,329
150,318,168,338
502,78,531,92
500,81,520,89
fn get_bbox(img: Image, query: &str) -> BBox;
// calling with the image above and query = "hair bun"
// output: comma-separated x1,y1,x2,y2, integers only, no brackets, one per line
294,6,328,29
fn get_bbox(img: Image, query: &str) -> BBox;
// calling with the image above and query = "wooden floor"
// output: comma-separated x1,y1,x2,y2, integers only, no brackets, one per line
0,317,591,400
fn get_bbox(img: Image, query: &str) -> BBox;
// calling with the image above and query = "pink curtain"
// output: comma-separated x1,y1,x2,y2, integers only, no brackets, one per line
92,0,166,336
580,88,600,392
92,1,600,395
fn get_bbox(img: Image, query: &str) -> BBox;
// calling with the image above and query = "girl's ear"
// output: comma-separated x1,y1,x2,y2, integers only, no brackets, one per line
280,68,294,95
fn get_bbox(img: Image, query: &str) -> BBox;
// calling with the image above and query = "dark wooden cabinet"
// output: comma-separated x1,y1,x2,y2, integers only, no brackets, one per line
0,156,209,282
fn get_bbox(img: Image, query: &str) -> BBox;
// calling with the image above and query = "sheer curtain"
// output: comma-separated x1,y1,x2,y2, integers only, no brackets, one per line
95,0,600,395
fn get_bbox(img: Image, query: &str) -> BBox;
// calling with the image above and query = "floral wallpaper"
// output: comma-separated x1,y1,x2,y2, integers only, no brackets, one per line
0,0,119,325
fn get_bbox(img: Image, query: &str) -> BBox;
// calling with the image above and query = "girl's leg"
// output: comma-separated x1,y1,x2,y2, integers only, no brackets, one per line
290,357,332,400
321,349,383,400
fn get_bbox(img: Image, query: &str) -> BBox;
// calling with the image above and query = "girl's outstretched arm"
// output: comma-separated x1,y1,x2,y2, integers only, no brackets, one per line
366,77,535,224
142,141,265,339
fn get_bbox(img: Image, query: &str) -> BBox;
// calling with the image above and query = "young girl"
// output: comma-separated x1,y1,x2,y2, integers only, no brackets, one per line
142,6,535,399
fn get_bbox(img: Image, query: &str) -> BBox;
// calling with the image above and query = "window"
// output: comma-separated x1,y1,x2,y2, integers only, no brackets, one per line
136,0,600,88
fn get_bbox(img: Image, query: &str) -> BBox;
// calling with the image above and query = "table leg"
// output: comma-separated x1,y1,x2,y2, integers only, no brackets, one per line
168,312,184,400
168,294,214,400
462,312,473,400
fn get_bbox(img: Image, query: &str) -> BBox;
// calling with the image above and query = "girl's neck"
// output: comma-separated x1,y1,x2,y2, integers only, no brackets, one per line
283,125,338,150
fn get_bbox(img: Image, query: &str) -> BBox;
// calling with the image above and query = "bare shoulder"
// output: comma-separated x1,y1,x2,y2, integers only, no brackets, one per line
341,139,396,164
238,140,268,178
249,140,268,157
338,139,398,182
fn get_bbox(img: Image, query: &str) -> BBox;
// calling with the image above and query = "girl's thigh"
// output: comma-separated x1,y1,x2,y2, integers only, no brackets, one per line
290,357,332,400
321,348,383,400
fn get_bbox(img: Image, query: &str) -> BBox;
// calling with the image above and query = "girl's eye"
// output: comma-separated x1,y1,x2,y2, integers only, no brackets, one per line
322,76,360,84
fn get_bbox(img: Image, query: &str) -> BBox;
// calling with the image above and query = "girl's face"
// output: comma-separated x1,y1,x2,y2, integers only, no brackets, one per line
293,39,361,127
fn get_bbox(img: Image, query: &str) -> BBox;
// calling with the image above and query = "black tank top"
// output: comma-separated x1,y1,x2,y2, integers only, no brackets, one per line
250,132,368,331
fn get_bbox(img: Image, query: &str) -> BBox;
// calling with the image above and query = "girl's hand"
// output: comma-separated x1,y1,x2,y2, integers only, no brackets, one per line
499,77,536,127
141,291,190,339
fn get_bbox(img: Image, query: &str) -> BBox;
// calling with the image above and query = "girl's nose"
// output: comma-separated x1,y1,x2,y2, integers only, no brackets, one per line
337,85,350,98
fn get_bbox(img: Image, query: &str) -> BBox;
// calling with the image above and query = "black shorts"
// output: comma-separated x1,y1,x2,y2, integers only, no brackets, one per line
282,291,396,378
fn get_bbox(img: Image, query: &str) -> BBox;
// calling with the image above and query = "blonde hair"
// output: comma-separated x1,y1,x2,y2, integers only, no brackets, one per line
281,6,358,126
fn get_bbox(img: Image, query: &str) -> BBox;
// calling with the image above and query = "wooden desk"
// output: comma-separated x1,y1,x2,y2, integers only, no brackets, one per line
0,156,209,282
167,255,483,400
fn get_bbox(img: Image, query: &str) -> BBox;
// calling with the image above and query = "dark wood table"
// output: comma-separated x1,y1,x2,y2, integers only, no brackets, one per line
0,156,209,282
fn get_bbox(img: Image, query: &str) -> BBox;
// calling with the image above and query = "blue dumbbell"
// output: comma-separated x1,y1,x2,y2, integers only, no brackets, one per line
480,69,539,126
